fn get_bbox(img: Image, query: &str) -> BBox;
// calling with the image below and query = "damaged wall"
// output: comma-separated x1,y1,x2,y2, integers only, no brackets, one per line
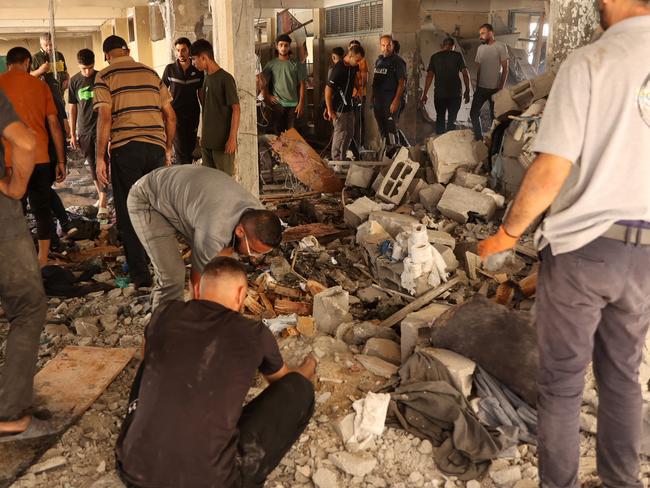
547,0,599,65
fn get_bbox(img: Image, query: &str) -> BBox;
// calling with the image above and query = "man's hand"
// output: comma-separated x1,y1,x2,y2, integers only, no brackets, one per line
477,225,519,260
266,95,279,106
295,102,304,118
464,91,471,104
70,134,78,149
224,136,237,155
55,162,66,183
323,109,330,121
96,156,110,186
63,120,71,139
327,108,337,122
420,94,428,105
165,148,173,166
389,99,400,115
297,354,317,380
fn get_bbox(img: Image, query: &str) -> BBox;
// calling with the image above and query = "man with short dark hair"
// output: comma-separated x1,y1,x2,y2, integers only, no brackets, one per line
94,35,176,288
68,48,108,219
31,32,69,100
163,37,204,165
372,34,406,147
0,46,66,267
116,255,315,488
128,165,283,310
0,90,47,437
421,37,471,134
325,45,364,161
470,23,509,141
190,39,240,175
262,34,307,134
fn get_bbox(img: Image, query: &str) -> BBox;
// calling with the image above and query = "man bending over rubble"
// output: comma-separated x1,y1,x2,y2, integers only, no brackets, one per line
115,256,316,488
479,1,650,486
127,165,283,310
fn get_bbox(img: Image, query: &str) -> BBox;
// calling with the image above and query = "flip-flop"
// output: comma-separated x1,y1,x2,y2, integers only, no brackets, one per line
0,418,53,443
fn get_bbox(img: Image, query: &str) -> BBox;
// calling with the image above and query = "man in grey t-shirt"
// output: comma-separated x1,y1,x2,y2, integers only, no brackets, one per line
127,166,283,310
469,23,508,140
479,2,650,486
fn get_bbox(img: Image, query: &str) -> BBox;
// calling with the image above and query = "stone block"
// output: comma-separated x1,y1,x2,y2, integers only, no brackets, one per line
426,130,484,184
530,69,557,102
73,317,100,337
368,211,418,239
344,197,382,228
329,451,377,477
427,230,455,250
422,347,476,397
437,184,496,223
501,130,526,159
345,163,376,188
376,155,420,205
406,178,428,203
374,259,404,288
454,168,488,189
419,184,445,213
363,338,401,365
312,468,339,488
400,303,451,363
333,412,356,445
313,286,351,336
433,244,459,273
355,354,399,378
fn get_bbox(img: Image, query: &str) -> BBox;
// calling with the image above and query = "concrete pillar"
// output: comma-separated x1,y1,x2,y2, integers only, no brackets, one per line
312,8,329,138
134,6,153,67
211,0,259,195
547,0,599,65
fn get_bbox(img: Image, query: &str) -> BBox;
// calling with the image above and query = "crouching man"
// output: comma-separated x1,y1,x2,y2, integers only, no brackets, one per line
116,257,316,488
127,165,283,311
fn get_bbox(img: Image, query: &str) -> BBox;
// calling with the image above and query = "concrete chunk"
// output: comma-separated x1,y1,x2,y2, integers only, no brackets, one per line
329,451,377,477
355,354,399,378
376,150,420,204
400,303,451,363
312,468,339,488
427,230,455,249
433,244,459,273
313,286,351,335
426,130,485,184
368,211,418,239
363,338,401,365
454,168,488,189
406,178,428,203
422,347,476,397
345,163,376,188
437,184,496,223
419,184,445,212
344,197,382,228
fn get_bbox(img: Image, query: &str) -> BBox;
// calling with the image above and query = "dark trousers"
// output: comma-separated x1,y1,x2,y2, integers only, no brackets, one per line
470,87,498,141
537,237,650,488
434,97,462,135
174,115,199,164
271,105,296,135
110,141,165,285
353,97,366,149
27,163,54,240
373,104,399,145
0,194,47,420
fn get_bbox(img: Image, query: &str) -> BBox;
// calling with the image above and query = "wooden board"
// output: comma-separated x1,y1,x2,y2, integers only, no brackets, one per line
0,346,136,487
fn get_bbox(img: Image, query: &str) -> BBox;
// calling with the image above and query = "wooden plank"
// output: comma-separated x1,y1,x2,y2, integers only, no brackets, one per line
274,299,312,316
282,223,349,243
0,347,135,487
379,277,461,329
267,282,303,299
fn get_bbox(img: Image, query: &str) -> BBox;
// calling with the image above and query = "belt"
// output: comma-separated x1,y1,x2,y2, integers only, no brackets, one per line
602,223,650,245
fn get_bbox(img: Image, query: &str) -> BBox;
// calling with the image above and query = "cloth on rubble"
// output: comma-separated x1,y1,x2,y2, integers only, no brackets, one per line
41,265,113,298
474,366,537,445
386,351,510,481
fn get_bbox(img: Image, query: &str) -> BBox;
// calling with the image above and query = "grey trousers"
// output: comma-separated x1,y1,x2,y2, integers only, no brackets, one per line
331,111,354,161
0,194,47,420
201,147,235,176
537,237,650,488
127,188,186,311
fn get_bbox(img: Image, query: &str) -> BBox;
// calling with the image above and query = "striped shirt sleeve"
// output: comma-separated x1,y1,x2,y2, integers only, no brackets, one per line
93,72,111,109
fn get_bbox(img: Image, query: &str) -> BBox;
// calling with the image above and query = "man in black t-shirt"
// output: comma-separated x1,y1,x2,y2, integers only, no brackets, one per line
421,37,471,134
325,44,363,160
372,34,406,147
68,49,108,219
116,257,316,488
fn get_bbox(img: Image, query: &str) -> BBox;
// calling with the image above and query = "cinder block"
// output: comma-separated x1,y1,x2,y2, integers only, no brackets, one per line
426,130,484,184
419,184,445,213
376,156,421,205
344,197,382,228
436,184,496,223
345,163,376,188
422,347,476,397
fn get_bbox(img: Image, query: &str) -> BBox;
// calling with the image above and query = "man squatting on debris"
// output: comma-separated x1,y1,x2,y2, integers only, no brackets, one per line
480,1,650,486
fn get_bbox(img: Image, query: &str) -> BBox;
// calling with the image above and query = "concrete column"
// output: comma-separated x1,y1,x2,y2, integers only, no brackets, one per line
134,6,153,66
312,8,329,138
547,0,599,65
211,0,259,195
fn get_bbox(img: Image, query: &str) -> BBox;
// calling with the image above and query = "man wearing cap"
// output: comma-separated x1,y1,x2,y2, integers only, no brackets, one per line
94,35,177,289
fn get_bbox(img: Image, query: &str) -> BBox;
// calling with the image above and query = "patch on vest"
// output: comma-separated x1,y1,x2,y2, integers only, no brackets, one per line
639,73,650,128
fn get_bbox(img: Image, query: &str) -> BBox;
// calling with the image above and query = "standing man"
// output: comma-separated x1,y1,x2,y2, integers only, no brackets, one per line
372,34,406,147
262,34,307,135
421,37,471,134
350,40,368,151
128,165,283,310
0,90,47,437
325,44,364,161
68,48,108,220
162,37,204,165
94,35,176,289
470,24,508,141
478,2,650,487
31,32,69,100
190,39,240,176
0,47,66,268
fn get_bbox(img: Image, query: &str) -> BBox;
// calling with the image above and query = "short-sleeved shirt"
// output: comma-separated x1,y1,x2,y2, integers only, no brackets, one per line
116,299,284,488
262,58,307,107
475,41,508,90
93,55,172,151
162,60,203,118
327,60,359,113
372,53,406,106
353,57,368,98
0,90,19,177
68,71,98,137
200,68,239,150
427,50,467,99
531,15,650,255
130,165,262,272
0,70,57,166
31,49,68,97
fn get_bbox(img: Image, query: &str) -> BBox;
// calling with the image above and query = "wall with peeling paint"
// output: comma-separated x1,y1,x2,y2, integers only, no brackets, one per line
547,0,599,65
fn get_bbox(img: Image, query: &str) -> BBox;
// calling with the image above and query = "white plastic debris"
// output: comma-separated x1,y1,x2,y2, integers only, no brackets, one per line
262,314,298,334
334,392,391,452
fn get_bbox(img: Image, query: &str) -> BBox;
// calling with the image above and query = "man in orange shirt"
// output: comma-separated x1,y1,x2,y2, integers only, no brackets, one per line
0,47,66,267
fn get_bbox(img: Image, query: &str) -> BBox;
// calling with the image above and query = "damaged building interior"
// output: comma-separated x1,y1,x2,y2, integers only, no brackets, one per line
1,0,650,487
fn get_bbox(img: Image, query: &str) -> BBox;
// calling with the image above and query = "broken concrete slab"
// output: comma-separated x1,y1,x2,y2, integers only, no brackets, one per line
494,88,522,121
313,286,351,336
376,152,421,205
368,211,418,239
419,184,445,213
427,230,455,250
436,184,496,223
337,321,399,346
345,163,376,189
422,348,476,397
454,169,488,189
73,316,100,337
344,197,383,228
312,468,339,488
400,302,451,363
426,129,487,184
433,244,459,273
406,178,428,203
355,354,399,378
363,338,401,366
329,451,377,477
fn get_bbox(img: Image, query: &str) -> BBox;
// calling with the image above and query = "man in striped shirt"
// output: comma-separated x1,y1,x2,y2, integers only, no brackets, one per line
94,35,176,288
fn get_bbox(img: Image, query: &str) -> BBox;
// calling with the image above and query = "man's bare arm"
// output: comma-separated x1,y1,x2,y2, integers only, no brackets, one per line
0,122,36,199
224,104,240,154
264,356,317,384
69,104,78,148
162,103,177,165
95,104,112,185
421,71,434,103
498,59,509,90
46,114,65,164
